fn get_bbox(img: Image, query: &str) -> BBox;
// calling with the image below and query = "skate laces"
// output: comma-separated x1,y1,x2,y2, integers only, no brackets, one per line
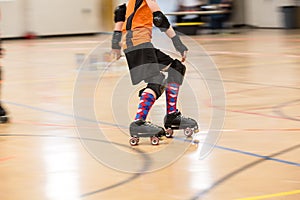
176,111,194,122
145,121,159,128
180,114,191,120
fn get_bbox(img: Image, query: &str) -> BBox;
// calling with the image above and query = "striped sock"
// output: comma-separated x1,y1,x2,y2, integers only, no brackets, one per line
134,92,156,121
166,83,180,114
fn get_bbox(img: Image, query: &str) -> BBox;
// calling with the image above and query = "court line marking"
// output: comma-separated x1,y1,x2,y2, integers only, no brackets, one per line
212,144,300,167
189,144,300,200
195,36,300,43
273,99,300,122
9,119,300,132
2,100,300,168
235,189,300,200
1,133,299,199
0,156,15,163
206,50,300,59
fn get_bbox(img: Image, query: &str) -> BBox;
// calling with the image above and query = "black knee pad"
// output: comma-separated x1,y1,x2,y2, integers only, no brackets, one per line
167,59,186,85
139,73,166,99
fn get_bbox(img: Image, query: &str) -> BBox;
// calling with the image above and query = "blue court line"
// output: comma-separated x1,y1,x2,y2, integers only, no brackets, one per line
3,100,300,168
3,100,128,129
213,144,300,167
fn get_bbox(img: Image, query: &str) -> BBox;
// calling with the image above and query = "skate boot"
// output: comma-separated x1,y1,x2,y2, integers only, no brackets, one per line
129,119,165,146
164,110,199,137
0,105,8,123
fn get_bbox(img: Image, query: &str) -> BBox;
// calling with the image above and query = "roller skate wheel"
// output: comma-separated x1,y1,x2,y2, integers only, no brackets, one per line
184,127,193,137
165,128,174,138
129,137,139,146
150,136,159,145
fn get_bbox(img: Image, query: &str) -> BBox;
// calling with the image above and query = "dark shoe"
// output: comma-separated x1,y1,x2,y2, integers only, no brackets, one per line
0,105,9,123
164,110,198,131
130,119,165,138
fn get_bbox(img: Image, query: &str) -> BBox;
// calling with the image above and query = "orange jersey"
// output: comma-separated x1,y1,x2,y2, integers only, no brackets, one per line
122,0,153,49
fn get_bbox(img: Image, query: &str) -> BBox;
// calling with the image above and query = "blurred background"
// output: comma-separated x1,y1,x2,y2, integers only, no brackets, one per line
1,0,300,38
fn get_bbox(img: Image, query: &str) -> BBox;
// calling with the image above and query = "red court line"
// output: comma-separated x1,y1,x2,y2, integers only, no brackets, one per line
226,86,271,95
10,119,122,130
206,50,300,58
205,87,294,121
225,108,290,120
220,128,300,132
0,156,15,163
18,40,100,46
198,37,300,42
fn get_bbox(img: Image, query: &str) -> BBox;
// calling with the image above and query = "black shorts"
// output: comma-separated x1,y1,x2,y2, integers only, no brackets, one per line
124,42,173,85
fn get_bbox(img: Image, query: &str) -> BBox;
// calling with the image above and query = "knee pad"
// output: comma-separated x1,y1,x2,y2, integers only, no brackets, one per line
167,59,186,85
139,73,166,99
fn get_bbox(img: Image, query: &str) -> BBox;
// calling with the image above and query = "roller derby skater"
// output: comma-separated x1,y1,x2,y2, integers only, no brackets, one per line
111,0,198,145
0,103,8,123
0,38,8,124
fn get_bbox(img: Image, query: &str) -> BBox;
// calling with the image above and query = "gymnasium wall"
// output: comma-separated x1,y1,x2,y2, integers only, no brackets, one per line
244,0,299,28
0,0,299,38
0,0,113,38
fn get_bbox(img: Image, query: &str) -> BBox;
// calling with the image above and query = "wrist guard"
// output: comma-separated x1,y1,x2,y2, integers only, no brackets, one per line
171,35,188,55
112,31,122,49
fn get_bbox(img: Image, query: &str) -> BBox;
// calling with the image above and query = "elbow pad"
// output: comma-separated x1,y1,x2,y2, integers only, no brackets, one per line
153,11,170,32
114,3,126,23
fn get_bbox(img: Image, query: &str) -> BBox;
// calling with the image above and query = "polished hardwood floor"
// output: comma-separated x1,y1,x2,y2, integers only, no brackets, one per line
0,29,299,200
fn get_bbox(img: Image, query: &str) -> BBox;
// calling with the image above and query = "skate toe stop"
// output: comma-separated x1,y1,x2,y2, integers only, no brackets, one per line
0,116,9,123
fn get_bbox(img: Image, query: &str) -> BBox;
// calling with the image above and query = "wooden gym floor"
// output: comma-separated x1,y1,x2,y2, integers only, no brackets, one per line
0,29,299,200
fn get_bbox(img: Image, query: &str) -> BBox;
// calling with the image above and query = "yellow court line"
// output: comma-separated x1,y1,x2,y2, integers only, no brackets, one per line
236,189,300,200
175,22,204,26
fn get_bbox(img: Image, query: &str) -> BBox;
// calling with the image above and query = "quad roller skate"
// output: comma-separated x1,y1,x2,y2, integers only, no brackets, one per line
0,105,8,123
164,110,199,137
129,119,165,146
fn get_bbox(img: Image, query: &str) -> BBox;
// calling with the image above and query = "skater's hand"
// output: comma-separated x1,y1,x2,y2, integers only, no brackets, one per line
110,49,121,60
171,35,188,62
111,31,122,59
181,50,187,62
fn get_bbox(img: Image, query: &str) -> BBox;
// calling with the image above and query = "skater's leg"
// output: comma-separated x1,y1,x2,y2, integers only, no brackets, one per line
165,82,180,114
135,73,166,121
152,49,182,115
130,89,165,140
130,72,167,140
164,60,198,134
134,90,156,121
165,59,186,114
0,66,8,123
